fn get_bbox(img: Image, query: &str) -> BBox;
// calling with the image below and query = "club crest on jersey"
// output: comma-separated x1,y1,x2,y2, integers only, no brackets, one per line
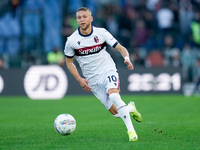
94,36,99,43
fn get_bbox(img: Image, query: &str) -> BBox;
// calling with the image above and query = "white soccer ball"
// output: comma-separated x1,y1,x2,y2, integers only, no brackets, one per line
54,114,76,135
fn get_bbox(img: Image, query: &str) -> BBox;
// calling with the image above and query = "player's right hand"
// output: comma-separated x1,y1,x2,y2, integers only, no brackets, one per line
124,59,134,70
79,78,91,92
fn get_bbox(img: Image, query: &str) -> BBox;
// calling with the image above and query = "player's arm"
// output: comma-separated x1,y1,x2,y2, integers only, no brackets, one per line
114,43,134,70
66,57,91,92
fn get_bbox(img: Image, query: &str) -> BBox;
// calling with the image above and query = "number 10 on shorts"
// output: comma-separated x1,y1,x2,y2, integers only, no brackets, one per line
107,75,117,82
107,75,118,87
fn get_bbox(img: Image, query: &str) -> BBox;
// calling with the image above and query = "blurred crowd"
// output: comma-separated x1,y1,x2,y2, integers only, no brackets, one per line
0,0,200,85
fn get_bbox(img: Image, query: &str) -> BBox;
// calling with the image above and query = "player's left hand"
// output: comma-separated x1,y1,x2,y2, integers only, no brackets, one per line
124,60,134,70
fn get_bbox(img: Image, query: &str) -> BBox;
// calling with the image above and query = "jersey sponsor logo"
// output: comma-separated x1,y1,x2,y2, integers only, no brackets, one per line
94,36,99,43
75,42,107,56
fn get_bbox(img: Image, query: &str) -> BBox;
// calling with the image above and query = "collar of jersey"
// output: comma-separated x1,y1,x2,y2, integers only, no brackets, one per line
78,26,93,37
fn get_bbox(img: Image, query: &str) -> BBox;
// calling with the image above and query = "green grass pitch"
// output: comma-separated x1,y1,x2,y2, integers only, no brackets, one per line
0,95,200,150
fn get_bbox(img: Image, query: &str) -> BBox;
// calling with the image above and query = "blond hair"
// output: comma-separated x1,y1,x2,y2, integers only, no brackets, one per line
76,7,91,15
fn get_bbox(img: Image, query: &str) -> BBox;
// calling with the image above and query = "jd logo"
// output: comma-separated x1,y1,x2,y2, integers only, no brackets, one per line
24,65,68,100
33,74,59,91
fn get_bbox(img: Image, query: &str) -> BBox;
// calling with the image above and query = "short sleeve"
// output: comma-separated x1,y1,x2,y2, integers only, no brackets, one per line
101,29,118,48
64,38,75,58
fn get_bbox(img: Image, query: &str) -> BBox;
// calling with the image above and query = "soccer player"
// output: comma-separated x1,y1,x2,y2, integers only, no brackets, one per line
64,7,143,142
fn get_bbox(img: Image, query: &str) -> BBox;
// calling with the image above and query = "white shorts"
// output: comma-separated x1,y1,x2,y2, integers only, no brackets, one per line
90,70,120,110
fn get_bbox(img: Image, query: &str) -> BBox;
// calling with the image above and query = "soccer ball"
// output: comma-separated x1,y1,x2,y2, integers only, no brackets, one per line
54,114,76,135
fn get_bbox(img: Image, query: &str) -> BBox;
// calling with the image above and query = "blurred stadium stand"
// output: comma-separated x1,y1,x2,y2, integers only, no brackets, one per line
0,0,200,85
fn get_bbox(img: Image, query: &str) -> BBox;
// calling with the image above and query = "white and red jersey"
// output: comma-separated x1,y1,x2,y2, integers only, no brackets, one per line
64,26,118,85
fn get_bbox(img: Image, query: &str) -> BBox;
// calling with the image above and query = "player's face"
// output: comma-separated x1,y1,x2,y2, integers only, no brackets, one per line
76,10,93,31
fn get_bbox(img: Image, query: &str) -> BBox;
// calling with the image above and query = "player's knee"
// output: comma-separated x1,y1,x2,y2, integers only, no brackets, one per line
108,88,119,95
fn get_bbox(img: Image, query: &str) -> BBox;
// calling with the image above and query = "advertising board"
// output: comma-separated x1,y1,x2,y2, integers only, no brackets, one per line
0,66,182,98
